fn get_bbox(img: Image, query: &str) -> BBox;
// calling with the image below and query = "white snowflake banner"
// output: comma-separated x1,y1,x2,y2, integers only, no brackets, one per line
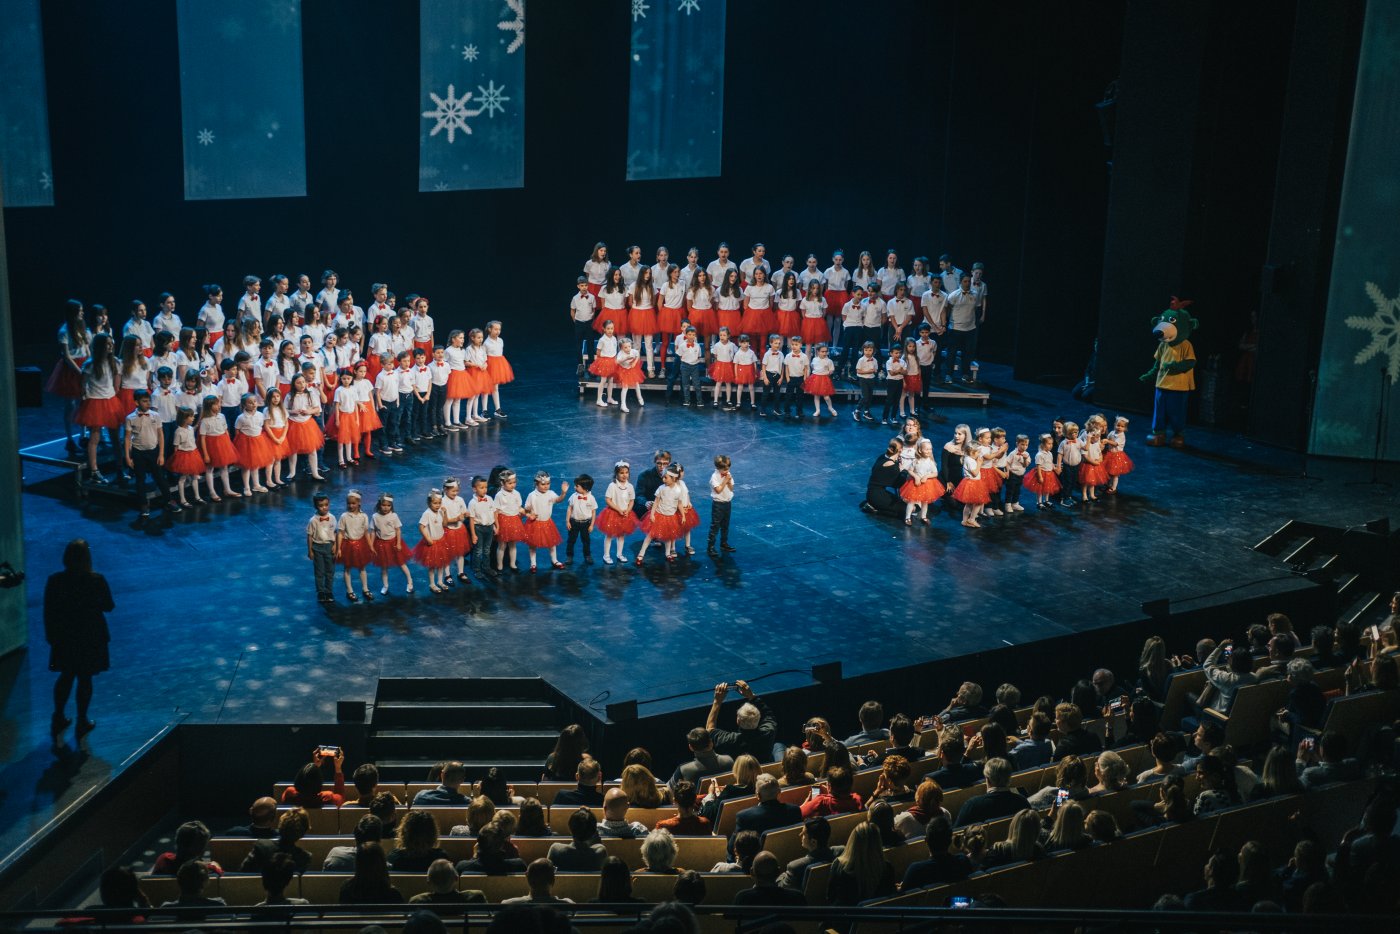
626,0,724,181
0,0,55,207
419,0,525,192
1311,0,1400,458
175,0,307,200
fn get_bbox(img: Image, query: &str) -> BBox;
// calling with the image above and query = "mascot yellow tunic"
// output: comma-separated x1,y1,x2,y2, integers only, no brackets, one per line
1139,298,1197,448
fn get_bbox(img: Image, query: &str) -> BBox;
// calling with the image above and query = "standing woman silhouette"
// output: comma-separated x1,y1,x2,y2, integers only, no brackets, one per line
44,539,113,739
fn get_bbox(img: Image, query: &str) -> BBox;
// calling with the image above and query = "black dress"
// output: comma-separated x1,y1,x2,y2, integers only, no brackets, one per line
863,457,906,517
634,467,665,519
43,570,114,676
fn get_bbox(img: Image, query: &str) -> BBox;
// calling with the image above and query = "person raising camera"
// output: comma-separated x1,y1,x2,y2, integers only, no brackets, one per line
281,746,348,808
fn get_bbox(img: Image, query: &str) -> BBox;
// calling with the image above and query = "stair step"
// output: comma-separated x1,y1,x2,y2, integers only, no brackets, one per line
370,729,558,761
375,677,551,702
374,730,559,740
1283,537,1317,566
372,700,557,730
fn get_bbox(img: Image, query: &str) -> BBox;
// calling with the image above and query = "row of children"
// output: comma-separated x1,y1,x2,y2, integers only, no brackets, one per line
304,457,738,602
571,243,986,382
587,318,946,421
877,415,1136,529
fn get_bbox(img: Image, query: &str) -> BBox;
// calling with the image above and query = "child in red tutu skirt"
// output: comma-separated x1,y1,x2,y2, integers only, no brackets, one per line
803,344,839,418
523,471,569,572
197,394,240,501
1079,424,1110,502
590,321,620,408
74,333,126,482
636,465,689,565
708,328,737,410
484,320,514,418
675,463,702,556
336,490,375,602
1023,433,1063,510
412,489,450,592
167,407,207,506
493,469,527,574
353,361,382,460
628,269,659,376
615,338,646,413
731,334,759,412
370,492,414,596
952,442,991,529
331,369,361,469
597,461,638,564
285,374,327,481
440,478,471,587
1104,416,1135,494
899,439,942,525
233,393,275,496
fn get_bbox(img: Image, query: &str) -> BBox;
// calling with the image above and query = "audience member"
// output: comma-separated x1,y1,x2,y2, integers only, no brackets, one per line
1234,840,1279,908
1044,801,1090,852
282,751,346,808
671,870,706,905
843,700,889,746
501,859,574,906
707,681,779,763
599,786,650,838
552,756,605,807
541,724,590,781
954,758,1029,827
352,763,386,806
1137,636,1173,702
937,682,987,722
1192,755,1234,816
1008,712,1053,770
454,823,526,876
158,860,228,916
639,828,680,874
152,820,220,875
1256,635,1296,681
778,816,843,891
981,809,1045,868
894,779,950,839
256,852,310,908
228,796,279,839
825,823,896,905
515,797,549,837
1027,756,1089,808
1087,750,1130,795
711,829,762,873
966,722,1008,762
656,780,712,835
622,763,672,807
995,683,1022,707
325,815,383,871
547,808,606,871
732,850,806,906
409,859,485,904
875,714,925,763
412,762,469,807
1274,839,1326,913
1295,731,1360,790
589,856,643,906
1201,640,1258,714
800,765,862,818
701,754,760,821
868,755,915,803
1310,625,1342,668
1249,745,1303,801
928,734,982,789
899,816,973,890
1084,810,1121,844
1137,732,1184,784
777,746,817,786
1051,703,1103,760
1183,849,1245,911
670,728,734,789
449,795,495,838
240,808,312,873
339,843,405,904
388,809,451,872
1091,668,1118,707
735,774,803,837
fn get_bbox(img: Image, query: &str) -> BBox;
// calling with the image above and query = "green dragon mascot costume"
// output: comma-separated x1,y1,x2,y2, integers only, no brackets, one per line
1139,297,1197,448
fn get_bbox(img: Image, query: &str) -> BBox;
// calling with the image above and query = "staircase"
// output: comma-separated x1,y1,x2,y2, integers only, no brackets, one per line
368,677,562,782
1253,517,1396,628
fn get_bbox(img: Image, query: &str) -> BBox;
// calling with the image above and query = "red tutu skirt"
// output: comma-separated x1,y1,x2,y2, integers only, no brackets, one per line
595,508,637,537
717,308,742,334
75,395,127,430
470,367,495,394
600,308,629,334
168,448,207,476
371,536,411,567
825,290,849,315
117,388,138,412
617,363,645,386
689,308,717,337
358,401,382,432
904,373,923,393
629,307,658,334
523,518,562,548
708,361,736,383
640,510,684,542
1079,461,1110,486
442,524,470,558
657,307,683,334
900,477,942,504
739,305,772,336
496,513,527,543
411,537,451,569
201,431,239,468
486,355,515,384
776,311,801,339
589,356,618,378
414,339,434,355
286,419,325,455
234,431,278,470
447,369,474,399
984,469,1004,492
1023,469,1062,496
732,363,757,385
803,375,835,397
339,535,374,568
329,408,361,444
366,355,382,384
1104,451,1135,476
266,429,290,459
46,358,85,398
682,507,701,531
952,476,991,505
800,318,831,346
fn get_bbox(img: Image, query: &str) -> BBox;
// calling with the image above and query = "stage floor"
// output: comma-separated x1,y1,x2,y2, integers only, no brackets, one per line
5,342,1400,858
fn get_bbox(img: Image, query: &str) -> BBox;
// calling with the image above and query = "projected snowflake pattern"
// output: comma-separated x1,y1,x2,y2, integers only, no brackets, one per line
462,43,479,61
678,0,701,13
498,0,524,54
632,0,649,20
39,170,52,191
197,128,216,146
1347,282,1400,383
422,84,482,143
486,125,516,154
475,80,510,118
434,181,450,192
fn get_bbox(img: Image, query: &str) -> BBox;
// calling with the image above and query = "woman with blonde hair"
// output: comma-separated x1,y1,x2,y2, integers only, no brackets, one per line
387,809,449,872
778,746,815,787
621,763,672,807
1138,635,1173,702
1044,801,1090,851
1088,750,1130,795
699,753,759,821
982,808,1045,868
826,822,895,905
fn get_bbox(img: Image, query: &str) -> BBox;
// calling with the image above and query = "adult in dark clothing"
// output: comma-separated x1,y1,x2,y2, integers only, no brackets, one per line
707,680,779,763
874,713,926,765
669,727,734,790
1051,703,1103,761
859,440,906,516
552,757,606,807
411,762,469,806
734,775,803,840
732,852,806,907
1183,850,1247,912
547,808,607,871
778,817,844,891
937,682,988,723
45,539,113,737
338,843,405,904
953,758,1030,828
240,809,312,873
927,735,982,790
1274,658,1326,747
634,450,671,519
454,824,527,876
900,817,973,891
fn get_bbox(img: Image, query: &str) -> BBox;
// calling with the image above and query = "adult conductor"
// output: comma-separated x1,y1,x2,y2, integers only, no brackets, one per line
44,539,113,738
859,438,907,517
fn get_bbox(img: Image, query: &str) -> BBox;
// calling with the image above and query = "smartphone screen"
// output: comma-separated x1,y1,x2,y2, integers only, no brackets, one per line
950,896,971,909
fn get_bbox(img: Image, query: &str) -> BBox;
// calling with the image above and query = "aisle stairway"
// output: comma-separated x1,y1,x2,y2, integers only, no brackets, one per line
1253,516,1396,627
368,677,561,782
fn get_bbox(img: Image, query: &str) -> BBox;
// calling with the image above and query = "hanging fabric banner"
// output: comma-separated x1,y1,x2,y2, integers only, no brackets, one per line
175,0,307,200
626,0,725,181
0,0,55,206
419,0,526,192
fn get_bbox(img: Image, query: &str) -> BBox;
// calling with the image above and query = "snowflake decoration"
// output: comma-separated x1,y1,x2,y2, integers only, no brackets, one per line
39,170,52,191
462,43,479,61
433,181,450,192
678,0,700,12
632,0,649,20
1347,282,1400,383
422,84,482,144
476,80,510,118
486,125,517,154
197,128,216,146
498,0,524,54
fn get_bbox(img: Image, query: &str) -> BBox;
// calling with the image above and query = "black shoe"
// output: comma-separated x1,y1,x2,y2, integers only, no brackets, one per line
707,548,720,558
51,712,71,734
721,544,736,552
75,719,96,738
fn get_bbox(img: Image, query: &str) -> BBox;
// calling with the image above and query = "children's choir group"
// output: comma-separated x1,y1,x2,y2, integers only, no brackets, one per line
570,242,989,417
872,415,1137,529
303,454,737,603
44,272,513,516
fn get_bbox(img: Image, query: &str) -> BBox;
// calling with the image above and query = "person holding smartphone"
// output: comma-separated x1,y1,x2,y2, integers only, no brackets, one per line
281,747,346,808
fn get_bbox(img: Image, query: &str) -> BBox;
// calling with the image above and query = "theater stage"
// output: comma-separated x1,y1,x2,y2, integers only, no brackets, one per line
3,341,1398,861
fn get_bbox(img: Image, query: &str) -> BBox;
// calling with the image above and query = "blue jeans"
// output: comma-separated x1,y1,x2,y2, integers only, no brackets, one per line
680,362,703,404
311,541,335,598
1152,387,1189,436
472,523,496,579
397,392,415,440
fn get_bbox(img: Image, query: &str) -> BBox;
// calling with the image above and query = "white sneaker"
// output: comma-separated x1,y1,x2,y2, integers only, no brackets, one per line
380,585,389,595
596,400,608,407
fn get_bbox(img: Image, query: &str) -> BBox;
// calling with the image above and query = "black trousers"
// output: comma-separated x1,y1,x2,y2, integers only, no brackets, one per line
782,376,804,413
1005,474,1024,507
1061,463,1079,499
566,517,592,559
864,485,903,517
761,372,783,410
882,379,904,419
130,447,170,507
857,378,876,414
708,500,731,547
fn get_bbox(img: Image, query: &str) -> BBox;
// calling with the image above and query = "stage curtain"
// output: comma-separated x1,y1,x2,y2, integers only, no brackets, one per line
0,0,55,207
418,0,525,192
625,0,725,181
